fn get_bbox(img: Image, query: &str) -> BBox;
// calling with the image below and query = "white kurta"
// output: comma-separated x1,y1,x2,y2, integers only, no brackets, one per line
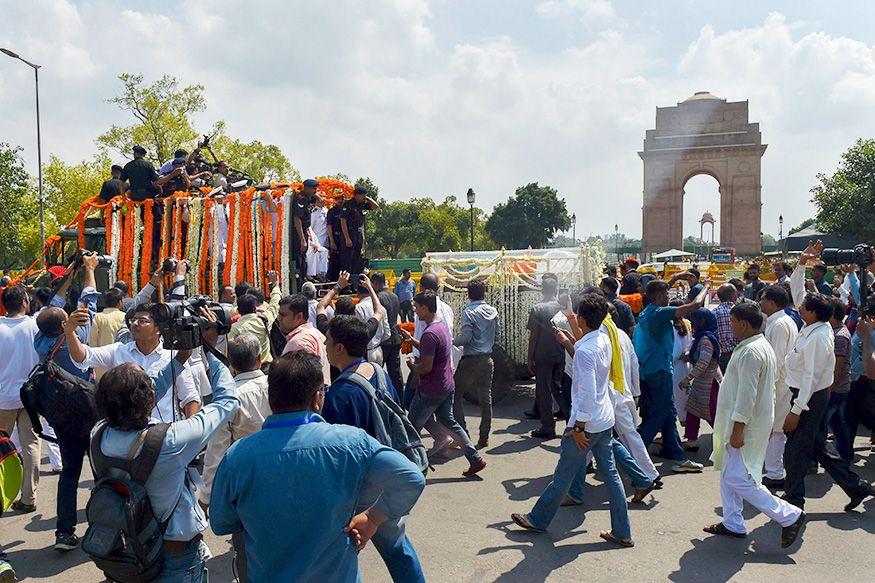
672,325,693,417
763,311,797,432
711,334,776,483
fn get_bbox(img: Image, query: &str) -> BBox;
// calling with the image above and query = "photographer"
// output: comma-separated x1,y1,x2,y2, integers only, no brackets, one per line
844,262,875,448
65,296,201,423
90,309,239,581
33,253,100,551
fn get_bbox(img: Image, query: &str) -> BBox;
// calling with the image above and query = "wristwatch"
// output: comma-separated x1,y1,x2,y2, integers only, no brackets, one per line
572,423,586,434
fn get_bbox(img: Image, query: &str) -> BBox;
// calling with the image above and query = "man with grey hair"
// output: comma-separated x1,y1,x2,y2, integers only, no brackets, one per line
199,332,270,580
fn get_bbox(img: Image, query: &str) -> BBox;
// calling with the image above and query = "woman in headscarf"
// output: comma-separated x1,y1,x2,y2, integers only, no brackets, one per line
680,307,723,452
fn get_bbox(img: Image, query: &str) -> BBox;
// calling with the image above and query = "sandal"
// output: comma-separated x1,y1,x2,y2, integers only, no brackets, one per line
599,530,634,548
511,513,545,533
630,482,657,504
703,522,746,539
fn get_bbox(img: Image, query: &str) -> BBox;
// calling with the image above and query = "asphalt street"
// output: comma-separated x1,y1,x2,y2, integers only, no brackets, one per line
1,382,873,582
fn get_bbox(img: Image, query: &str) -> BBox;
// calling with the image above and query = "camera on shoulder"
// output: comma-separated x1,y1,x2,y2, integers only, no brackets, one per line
149,295,232,350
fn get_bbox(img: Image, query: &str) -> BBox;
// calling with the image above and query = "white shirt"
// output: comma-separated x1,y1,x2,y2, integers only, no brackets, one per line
199,369,270,505
764,310,797,394
413,297,454,356
616,328,641,399
784,320,835,415
567,329,615,433
551,311,574,379
0,315,39,410
355,296,391,350
212,200,230,258
310,206,329,247
74,341,201,423
785,261,836,414
308,299,334,328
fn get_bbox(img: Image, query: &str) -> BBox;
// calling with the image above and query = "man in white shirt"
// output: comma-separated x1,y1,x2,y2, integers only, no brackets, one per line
759,285,798,488
703,302,804,547
355,280,391,366
782,241,874,511
0,286,41,513
66,304,201,424
307,197,330,278
511,293,633,547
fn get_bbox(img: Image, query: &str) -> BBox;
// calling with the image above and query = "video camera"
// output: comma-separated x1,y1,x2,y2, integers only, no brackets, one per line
149,295,232,350
822,243,874,316
162,258,179,274
73,249,113,270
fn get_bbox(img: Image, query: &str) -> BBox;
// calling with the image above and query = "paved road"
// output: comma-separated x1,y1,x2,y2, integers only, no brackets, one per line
2,382,873,582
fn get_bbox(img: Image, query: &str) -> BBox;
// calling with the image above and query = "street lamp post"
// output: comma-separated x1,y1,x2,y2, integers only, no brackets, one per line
614,223,619,261
466,188,476,252
572,213,577,245
1,48,45,251
778,215,784,258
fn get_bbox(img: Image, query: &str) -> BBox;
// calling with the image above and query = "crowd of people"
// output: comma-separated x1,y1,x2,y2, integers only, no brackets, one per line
0,234,874,581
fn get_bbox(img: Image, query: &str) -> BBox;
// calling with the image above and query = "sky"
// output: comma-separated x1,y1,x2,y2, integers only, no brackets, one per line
2,0,875,243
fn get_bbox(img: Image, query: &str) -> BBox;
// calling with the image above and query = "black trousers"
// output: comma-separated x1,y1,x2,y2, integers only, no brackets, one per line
340,243,364,275
382,342,403,396
783,388,869,509
56,434,88,536
399,300,414,323
845,376,874,443
327,248,341,281
534,361,565,433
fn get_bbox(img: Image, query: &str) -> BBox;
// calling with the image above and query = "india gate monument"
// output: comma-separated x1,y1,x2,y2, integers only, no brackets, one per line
639,91,767,256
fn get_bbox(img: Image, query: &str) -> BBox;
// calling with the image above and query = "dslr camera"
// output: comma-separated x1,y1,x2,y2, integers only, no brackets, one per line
162,258,179,274
821,244,873,269
149,295,232,350
73,249,113,269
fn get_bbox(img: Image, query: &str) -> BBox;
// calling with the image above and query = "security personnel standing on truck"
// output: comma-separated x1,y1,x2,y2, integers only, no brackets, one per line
326,201,344,282
339,184,379,275
291,179,319,291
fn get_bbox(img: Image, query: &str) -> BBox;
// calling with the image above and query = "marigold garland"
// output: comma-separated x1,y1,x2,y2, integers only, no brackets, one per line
139,199,155,288
223,192,238,287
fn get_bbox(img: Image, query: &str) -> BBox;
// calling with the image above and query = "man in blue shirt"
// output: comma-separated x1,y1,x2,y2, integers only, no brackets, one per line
323,316,423,583
633,278,709,473
845,269,875,447
33,253,100,551
452,279,499,448
90,310,239,582
393,269,417,323
210,351,425,583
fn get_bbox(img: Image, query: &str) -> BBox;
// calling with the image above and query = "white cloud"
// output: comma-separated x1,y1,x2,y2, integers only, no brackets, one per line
2,4,875,243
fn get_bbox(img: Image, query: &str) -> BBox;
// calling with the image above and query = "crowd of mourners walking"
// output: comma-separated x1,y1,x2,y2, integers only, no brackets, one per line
0,238,874,582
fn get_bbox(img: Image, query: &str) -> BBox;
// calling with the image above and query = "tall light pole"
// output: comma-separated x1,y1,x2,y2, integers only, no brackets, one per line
2,47,45,251
614,223,619,261
778,214,784,258
572,213,577,244
466,188,476,252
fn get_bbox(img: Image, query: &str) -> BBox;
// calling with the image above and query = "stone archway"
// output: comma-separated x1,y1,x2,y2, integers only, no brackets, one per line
639,91,767,255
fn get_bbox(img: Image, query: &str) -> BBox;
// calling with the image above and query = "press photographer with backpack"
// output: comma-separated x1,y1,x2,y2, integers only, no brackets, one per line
84,308,239,583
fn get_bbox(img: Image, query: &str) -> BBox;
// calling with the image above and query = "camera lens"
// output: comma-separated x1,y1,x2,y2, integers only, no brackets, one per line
149,303,174,324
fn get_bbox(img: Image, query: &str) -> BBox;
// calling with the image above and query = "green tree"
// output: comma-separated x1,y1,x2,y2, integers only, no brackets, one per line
209,135,296,183
43,153,111,229
810,138,875,242
486,182,571,250
0,143,39,268
788,217,816,236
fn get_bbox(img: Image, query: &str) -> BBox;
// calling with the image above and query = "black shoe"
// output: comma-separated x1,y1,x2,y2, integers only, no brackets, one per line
10,500,35,514
531,429,558,440
762,477,785,490
54,532,80,552
844,486,875,512
652,476,664,490
781,512,806,548
523,410,538,420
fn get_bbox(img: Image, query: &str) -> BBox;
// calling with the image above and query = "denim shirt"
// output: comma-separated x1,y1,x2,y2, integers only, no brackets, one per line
846,272,875,380
91,352,239,542
33,286,99,381
453,300,499,356
633,304,678,377
210,411,426,583
393,278,416,303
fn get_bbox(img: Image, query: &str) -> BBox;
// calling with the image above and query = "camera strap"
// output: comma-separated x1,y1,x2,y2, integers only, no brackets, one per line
201,338,230,368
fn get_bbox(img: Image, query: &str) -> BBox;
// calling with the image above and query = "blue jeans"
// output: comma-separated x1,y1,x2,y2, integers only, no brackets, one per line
638,371,687,462
56,434,87,536
527,429,631,540
611,438,653,489
823,391,853,462
158,540,210,583
403,373,417,410
371,517,425,583
408,390,481,465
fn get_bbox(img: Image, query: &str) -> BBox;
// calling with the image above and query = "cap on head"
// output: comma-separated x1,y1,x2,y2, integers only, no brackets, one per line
354,184,368,196
172,157,186,166
132,145,147,155
301,281,317,296
302,179,319,188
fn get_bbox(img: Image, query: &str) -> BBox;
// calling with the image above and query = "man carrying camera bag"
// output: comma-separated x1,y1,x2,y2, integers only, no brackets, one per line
84,309,239,582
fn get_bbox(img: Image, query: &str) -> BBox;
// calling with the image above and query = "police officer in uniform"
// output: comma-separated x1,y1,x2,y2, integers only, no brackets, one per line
339,184,379,275
291,179,319,291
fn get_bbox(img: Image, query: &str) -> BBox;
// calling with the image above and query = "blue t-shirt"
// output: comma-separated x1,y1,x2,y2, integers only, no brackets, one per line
322,368,400,437
633,304,678,377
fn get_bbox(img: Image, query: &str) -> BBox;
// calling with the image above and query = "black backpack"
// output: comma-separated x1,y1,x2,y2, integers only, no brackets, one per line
83,423,175,583
20,336,99,443
337,369,430,475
